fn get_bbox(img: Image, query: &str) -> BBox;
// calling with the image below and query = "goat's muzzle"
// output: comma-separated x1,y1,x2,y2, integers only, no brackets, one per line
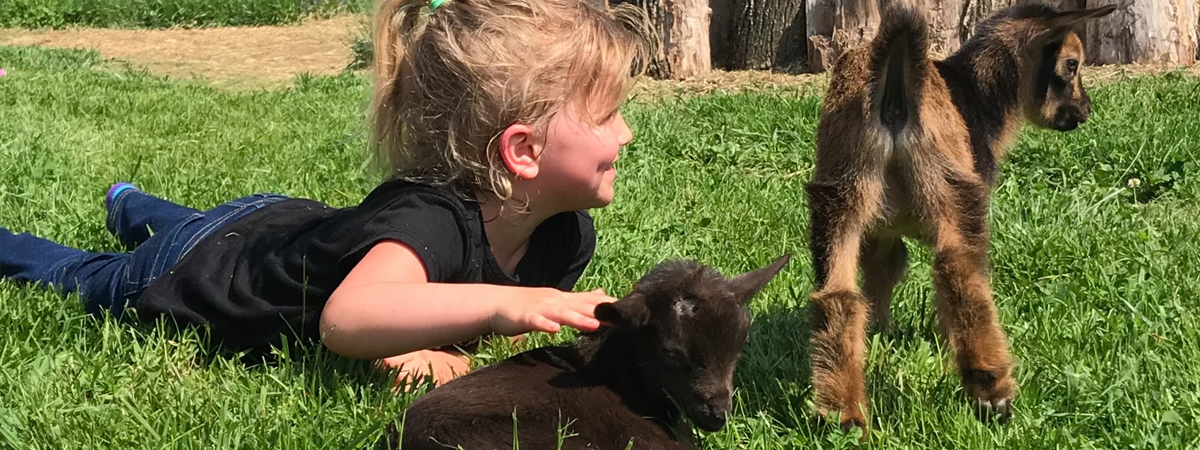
690,403,729,431
1050,106,1087,131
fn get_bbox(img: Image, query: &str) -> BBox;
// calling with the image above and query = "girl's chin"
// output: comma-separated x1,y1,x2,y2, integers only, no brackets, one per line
595,188,615,207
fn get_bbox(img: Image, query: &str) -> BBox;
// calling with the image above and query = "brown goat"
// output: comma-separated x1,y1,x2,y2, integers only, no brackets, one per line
805,3,1115,430
385,256,789,450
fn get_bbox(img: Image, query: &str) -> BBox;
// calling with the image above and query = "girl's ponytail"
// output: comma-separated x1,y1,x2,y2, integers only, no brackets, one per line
370,0,425,175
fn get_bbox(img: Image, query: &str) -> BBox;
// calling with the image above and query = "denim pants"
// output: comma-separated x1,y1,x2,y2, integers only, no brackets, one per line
0,191,287,317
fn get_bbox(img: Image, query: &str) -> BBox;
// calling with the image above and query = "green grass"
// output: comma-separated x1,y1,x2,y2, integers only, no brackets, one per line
0,0,371,29
1,45,1199,449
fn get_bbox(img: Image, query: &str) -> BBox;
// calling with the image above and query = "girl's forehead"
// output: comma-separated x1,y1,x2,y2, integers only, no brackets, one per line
569,91,625,120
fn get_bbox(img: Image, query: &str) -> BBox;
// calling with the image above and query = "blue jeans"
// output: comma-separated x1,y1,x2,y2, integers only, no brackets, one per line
0,191,287,317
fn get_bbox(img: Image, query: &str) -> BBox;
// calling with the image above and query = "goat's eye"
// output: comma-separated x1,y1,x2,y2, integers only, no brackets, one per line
661,346,687,361
1065,58,1080,75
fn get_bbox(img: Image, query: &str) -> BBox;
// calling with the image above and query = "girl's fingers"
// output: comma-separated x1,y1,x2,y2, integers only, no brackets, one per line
531,315,562,334
565,295,614,320
570,300,605,319
552,308,600,332
575,291,617,307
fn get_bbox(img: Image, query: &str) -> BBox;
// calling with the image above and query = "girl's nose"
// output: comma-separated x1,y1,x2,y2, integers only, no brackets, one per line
614,113,633,146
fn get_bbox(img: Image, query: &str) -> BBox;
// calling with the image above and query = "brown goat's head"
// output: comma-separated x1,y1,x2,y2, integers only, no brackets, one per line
594,255,789,431
1000,4,1116,131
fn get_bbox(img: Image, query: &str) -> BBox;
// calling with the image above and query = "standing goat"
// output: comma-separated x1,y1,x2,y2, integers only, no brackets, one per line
385,256,789,450
805,3,1115,430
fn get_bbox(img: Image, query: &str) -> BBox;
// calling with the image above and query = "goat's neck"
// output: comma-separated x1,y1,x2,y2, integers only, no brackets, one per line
939,37,1025,185
574,330,682,424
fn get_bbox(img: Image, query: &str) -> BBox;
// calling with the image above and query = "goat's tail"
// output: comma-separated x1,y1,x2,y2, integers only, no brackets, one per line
868,5,930,137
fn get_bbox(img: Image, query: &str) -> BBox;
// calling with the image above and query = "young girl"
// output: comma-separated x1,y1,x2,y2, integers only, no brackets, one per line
0,0,648,386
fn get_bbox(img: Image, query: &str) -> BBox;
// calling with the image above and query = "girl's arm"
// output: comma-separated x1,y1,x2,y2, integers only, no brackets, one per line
318,239,613,360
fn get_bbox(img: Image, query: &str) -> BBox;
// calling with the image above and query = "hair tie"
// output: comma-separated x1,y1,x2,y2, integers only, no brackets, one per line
429,0,448,11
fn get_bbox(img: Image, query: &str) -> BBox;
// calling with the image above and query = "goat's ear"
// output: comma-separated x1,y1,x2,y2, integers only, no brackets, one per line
1044,5,1117,31
728,255,790,304
595,293,650,329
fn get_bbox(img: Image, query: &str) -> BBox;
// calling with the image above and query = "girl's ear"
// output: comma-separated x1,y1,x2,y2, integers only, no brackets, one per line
499,123,541,180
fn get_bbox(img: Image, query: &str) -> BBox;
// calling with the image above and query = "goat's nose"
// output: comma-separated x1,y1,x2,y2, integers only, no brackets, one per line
691,403,730,431
701,406,728,427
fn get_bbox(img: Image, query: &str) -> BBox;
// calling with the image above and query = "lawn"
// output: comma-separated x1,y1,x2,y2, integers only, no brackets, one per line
0,0,370,29
1,45,1198,449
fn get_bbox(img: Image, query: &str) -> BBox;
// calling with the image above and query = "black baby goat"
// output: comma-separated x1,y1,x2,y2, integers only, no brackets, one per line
385,256,789,450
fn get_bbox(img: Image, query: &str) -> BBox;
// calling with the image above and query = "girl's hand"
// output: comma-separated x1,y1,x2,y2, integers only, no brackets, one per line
489,288,615,336
378,349,471,390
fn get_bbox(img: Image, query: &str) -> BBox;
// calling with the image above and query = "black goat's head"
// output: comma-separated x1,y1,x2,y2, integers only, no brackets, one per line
594,255,789,431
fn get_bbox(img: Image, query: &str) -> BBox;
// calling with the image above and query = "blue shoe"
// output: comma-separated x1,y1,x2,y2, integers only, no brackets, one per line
105,183,138,211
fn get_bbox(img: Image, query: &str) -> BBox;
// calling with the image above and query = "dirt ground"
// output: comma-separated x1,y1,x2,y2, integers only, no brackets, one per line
0,16,366,90
2,17,1197,93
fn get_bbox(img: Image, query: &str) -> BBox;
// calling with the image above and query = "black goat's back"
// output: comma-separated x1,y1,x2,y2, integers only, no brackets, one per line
390,345,688,450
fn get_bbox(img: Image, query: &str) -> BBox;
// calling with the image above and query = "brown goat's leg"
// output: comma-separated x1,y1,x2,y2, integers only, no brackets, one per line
929,180,1015,424
860,236,908,331
805,179,880,432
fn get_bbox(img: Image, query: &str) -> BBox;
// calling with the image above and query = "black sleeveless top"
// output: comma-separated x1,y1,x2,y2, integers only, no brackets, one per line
135,180,596,351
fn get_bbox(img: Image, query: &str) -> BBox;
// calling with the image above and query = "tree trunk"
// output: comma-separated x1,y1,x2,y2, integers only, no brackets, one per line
943,0,1066,54
1085,0,1197,65
961,0,1010,40
616,0,711,79
617,0,669,77
710,0,735,69
717,0,806,72
663,0,713,78
925,0,966,57
805,0,880,72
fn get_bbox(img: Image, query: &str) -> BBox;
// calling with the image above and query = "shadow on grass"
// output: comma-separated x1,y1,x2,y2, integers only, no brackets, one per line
732,283,951,436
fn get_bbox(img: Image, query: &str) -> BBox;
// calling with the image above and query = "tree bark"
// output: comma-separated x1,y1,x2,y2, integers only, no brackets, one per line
1085,0,1197,65
805,0,880,72
710,0,735,69
925,0,966,57
616,0,669,77
637,0,1200,77
616,0,711,79
663,0,713,78
717,0,806,72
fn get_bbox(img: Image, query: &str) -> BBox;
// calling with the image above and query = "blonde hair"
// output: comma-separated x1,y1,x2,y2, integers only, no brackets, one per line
371,0,650,200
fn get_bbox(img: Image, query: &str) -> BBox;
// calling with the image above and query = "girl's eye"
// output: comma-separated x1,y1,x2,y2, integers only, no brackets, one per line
600,110,620,124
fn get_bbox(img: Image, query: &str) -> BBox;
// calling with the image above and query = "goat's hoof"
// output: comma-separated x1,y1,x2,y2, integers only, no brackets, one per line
962,367,1015,425
839,417,866,431
820,409,869,442
975,397,1012,424
841,417,869,442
